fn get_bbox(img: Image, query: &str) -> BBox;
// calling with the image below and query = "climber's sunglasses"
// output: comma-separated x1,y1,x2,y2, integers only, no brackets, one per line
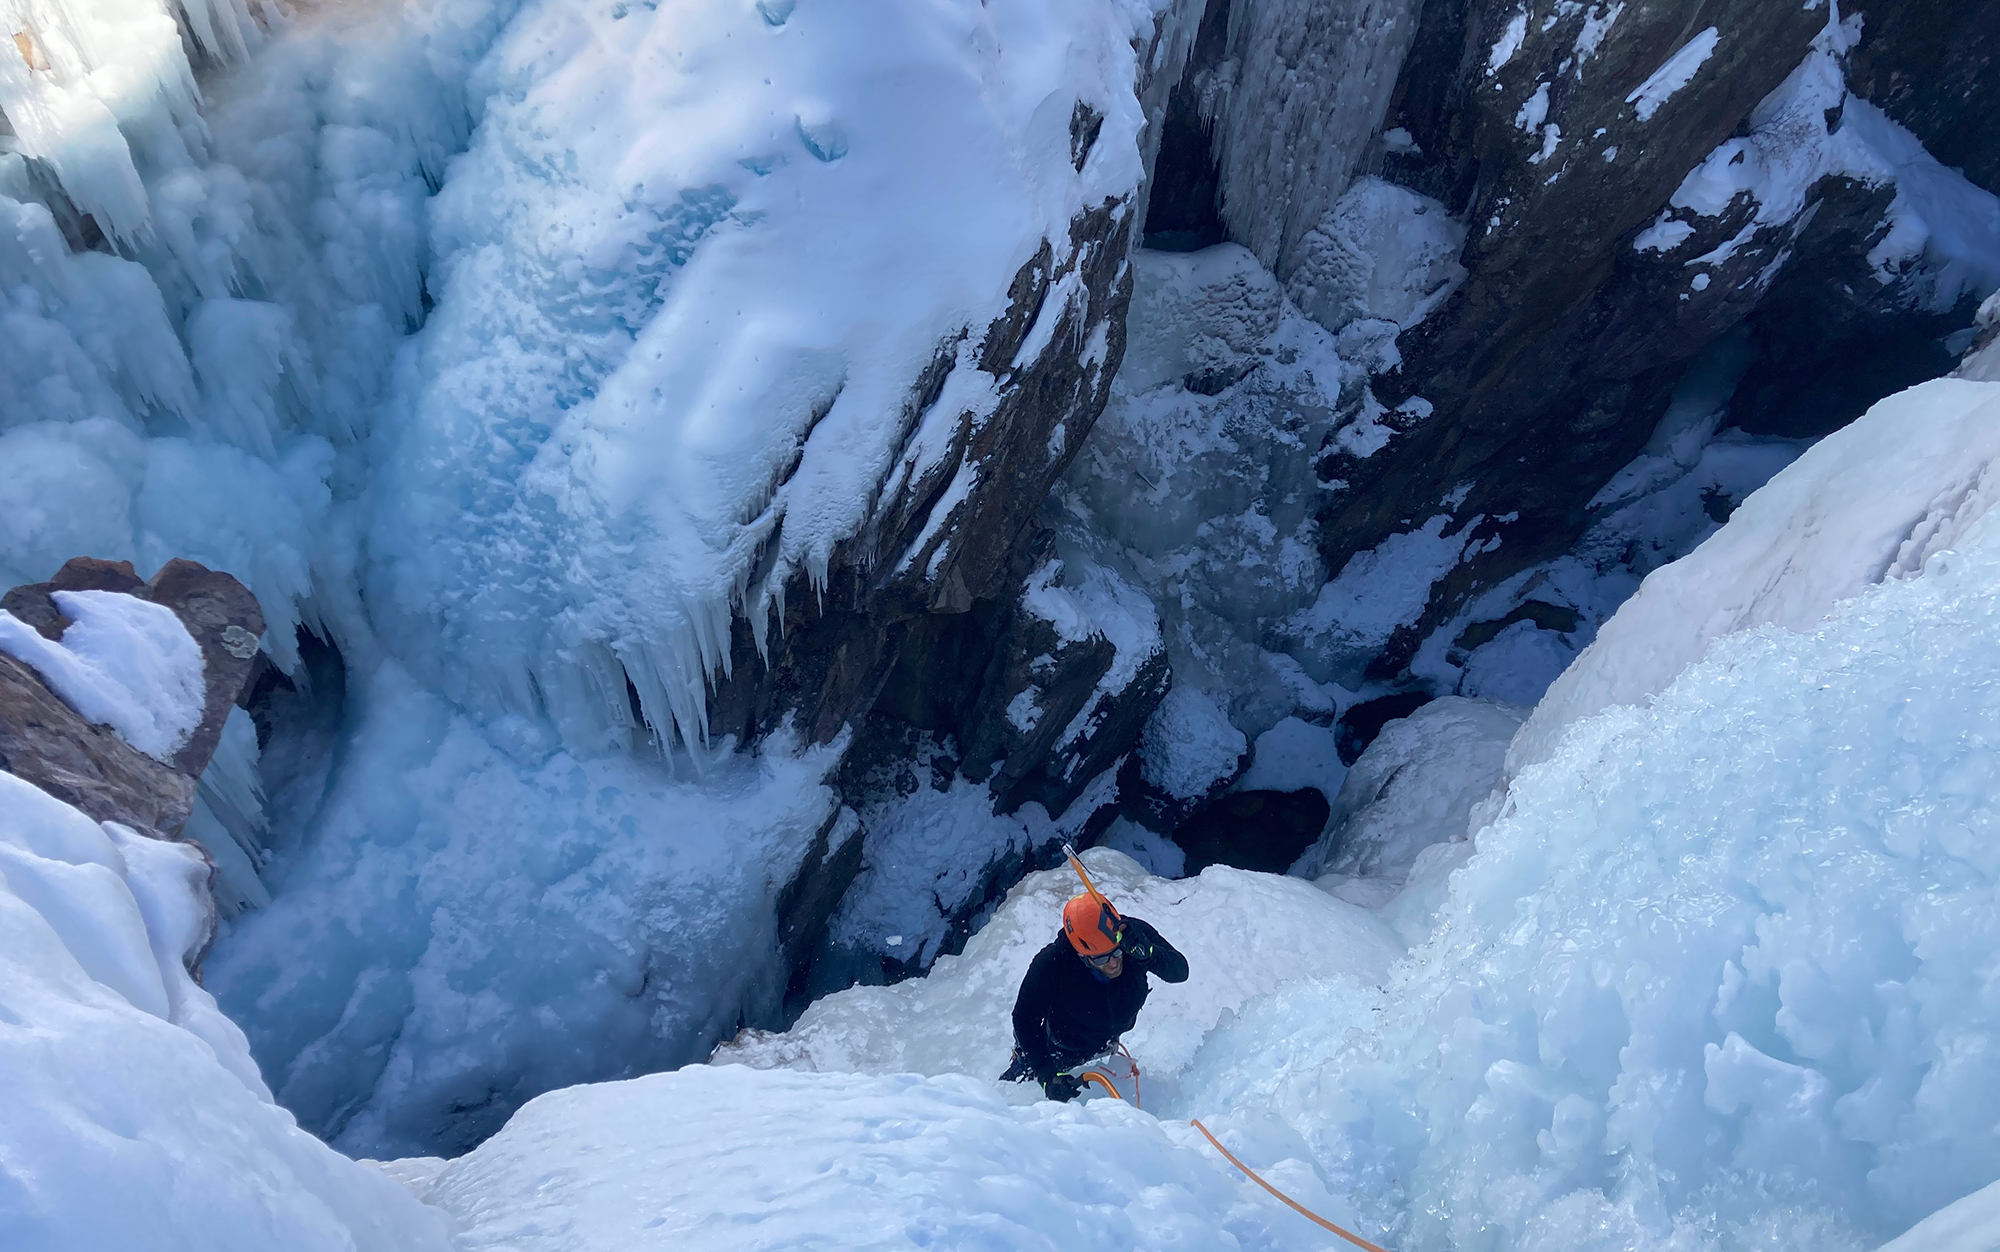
1084,934,1125,967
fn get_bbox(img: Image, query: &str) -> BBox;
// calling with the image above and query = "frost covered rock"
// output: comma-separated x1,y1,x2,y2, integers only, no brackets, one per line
1961,289,2000,382
1310,0,2000,691
809,730,1113,989
1235,715,1347,803
1294,695,1525,883
0,771,448,1252
955,552,1169,817
1284,177,1466,333
4,557,267,774
1129,681,1249,828
0,590,203,761
1119,244,1285,394
0,557,266,866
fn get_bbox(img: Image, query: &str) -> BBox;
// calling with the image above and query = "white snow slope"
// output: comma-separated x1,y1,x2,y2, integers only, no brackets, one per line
0,767,449,1252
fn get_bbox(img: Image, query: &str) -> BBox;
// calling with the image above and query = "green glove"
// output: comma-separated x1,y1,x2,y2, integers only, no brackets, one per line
1044,1072,1084,1102
1121,922,1154,961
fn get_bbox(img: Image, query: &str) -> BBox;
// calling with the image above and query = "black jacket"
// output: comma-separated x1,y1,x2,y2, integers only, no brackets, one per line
1010,914,1188,1081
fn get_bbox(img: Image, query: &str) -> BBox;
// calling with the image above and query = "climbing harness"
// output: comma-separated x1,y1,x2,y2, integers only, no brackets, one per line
1064,1042,1142,1107
1190,1119,1391,1252
1074,1045,1143,1108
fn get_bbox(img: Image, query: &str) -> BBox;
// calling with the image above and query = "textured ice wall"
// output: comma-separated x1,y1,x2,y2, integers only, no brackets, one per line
1214,0,1425,280
6,0,1179,1159
206,668,844,1158
1175,397,2000,1249
0,768,450,1252
0,0,509,672
368,0,1162,752
1059,245,1367,732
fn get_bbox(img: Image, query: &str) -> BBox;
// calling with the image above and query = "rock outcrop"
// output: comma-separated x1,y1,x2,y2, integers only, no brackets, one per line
1132,0,1998,693
0,556,270,964
1,558,265,833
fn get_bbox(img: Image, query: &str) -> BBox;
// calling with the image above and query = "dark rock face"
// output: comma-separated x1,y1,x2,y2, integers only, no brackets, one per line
694,199,1145,992
0,557,267,839
1329,0,1828,598
0,653,198,835
775,806,865,1012
1848,0,2000,195
956,590,1170,818
706,202,1134,757
1284,0,1998,684
1171,788,1330,874
1143,0,1234,252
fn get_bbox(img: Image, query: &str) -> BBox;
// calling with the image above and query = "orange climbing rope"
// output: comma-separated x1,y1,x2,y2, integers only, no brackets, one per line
1116,1042,1142,1109
1190,1119,1391,1252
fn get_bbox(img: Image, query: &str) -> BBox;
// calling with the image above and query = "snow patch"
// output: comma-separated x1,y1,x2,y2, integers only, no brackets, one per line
0,589,204,761
1624,25,1718,121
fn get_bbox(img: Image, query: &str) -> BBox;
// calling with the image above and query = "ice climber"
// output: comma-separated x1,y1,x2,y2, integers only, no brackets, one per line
1001,892,1188,1100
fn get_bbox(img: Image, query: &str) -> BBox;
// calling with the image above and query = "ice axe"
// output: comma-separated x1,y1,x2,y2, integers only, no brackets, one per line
1061,841,1111,907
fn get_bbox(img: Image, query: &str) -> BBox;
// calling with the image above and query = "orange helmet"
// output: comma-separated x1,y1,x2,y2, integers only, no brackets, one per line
1063,893,1124,958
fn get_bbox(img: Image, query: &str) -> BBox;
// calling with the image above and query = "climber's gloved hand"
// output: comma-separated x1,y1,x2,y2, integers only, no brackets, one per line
1044,1072,1084,1103
1120,917,1157,961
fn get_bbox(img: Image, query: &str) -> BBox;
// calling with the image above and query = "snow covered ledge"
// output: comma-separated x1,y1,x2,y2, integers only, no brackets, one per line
1506,370,2000,781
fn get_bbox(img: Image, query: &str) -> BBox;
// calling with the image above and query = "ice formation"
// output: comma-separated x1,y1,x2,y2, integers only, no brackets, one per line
1293,696,1525,886
205,671,845,1158
0,755,447,1250
1513,375,2000,778
367,0,1158,752
1056,244,1371,732
1139,681,1249,802
7,0,2000,1242
6,0,1185,1158
694,372,2000,1250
